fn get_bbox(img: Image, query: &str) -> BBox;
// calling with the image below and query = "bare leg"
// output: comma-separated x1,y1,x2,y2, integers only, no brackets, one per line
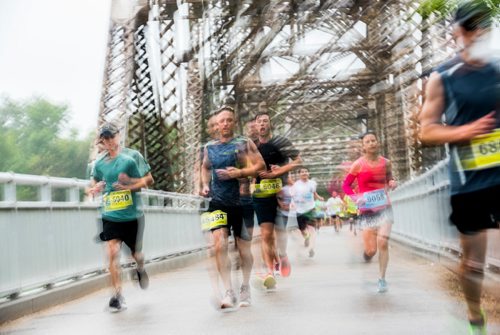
307,224,317,252
106,239,122,294
377,223,392,279
212,228,232,291
132,251,144,270
362,228,378,259
236,235,254,286
459,231,488,322
260,222,277,273
275,219,288,258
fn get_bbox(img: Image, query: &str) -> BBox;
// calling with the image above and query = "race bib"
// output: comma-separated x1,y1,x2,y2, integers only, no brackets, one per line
361,189,389,210
459,129,500,171
201,210,228,231
103,190,133,212
254,178,282,197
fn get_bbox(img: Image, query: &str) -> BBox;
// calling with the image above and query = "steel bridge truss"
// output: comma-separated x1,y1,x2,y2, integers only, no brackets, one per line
97,0,455,192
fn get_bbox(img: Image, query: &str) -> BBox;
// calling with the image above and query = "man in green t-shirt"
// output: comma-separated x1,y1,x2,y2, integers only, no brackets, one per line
88,123,153,312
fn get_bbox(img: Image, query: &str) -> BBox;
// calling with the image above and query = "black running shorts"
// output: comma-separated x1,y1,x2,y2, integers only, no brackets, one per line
207,202,249,241
100,218,140,254
297,210,316,231
450,184,500,235
252,196,278,225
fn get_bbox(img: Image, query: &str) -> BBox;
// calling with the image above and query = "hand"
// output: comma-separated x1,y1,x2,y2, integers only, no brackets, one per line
200,185,210,197
118,173,131,185
216,167,241,180
112,182,129,191
318,196,324,201
88,181,105,196
461,112,496,141
356,196,366,207
270,164,280,172
388,180,397,190
259,170,277,179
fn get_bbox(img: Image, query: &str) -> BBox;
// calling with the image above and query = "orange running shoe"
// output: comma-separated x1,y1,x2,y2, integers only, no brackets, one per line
280,256,291,277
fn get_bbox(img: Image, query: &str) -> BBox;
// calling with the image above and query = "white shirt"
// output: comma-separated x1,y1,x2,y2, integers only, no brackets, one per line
291,179,317,214
326,197,343,215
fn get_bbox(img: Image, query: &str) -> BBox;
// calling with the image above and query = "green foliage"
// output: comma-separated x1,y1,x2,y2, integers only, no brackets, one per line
0,96,92,178
417,0,500,20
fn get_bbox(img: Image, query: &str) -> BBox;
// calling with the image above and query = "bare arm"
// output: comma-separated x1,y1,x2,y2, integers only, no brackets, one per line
313,192,324,201
201,147,211,196
385,160,397,190
419,72,496,145
241,140,265,177
260,155,302,179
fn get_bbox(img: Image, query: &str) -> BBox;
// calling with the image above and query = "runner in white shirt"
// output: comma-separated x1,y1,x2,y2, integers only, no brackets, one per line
326,191,344,232
291,167,323,257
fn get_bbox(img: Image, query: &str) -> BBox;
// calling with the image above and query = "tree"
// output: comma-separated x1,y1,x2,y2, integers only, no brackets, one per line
417,0,500,20
0,96,92,179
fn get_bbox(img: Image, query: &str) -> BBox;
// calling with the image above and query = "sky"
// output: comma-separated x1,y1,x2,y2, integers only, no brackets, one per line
0,0,111,138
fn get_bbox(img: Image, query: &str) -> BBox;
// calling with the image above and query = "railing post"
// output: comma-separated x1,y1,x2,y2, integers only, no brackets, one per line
69,179,80,203
40,177,51,203
4,173,16,203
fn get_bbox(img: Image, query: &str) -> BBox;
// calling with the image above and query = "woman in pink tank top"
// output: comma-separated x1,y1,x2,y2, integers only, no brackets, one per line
342,132,396,293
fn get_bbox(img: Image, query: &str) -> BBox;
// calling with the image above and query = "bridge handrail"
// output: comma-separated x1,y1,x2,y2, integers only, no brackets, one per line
389,158,500,269
0,172,208,210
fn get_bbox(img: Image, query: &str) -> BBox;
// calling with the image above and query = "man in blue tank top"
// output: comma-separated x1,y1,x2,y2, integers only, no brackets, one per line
419,2,498,333
201,107,265,309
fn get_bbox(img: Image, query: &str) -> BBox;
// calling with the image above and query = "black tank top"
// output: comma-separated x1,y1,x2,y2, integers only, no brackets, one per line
436,56,500,194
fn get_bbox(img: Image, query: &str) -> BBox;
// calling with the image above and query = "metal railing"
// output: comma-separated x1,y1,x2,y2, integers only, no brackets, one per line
0,172,209,300
390,159,500,269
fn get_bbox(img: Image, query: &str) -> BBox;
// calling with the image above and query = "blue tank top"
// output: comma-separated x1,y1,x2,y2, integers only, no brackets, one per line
206,136,249,206
436,56,500,195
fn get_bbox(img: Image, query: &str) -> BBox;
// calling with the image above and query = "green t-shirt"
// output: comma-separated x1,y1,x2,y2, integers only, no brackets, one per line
93,153,142,222
120,147,151,177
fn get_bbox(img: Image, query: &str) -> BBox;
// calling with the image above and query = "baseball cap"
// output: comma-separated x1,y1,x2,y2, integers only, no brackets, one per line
99,123,119,139
454,1,492,31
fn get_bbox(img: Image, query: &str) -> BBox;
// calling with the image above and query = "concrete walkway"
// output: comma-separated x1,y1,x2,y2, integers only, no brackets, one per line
1,226,498,335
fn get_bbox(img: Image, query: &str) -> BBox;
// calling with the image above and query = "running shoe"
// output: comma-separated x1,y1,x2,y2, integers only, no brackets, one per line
239,285,251,307
220,290,237,309
308,249,315,258
274,261,280,277
108,293,126,312
280,256,291,277
469,324,487,335
377,278,388,293
469,310,487,335
136,269,149,289
263,273,277,290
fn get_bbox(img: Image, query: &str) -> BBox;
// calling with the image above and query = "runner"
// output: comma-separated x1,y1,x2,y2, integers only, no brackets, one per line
201,107,265,309
291,167,323,258
343,192,359,236
275,173,295,277
253,112,302,287
326,191,343,232
342,131,396,293
314,197,327,232
419,3,498,333
88,123,153,312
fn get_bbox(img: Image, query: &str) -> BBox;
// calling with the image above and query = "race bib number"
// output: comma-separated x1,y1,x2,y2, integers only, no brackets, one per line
254,178,282,197
361,189,389,210
103,190,133,212
201,210,228,231
460,129,500,171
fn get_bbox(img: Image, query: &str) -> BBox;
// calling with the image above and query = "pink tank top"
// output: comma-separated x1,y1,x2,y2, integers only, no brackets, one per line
356,156,388,194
